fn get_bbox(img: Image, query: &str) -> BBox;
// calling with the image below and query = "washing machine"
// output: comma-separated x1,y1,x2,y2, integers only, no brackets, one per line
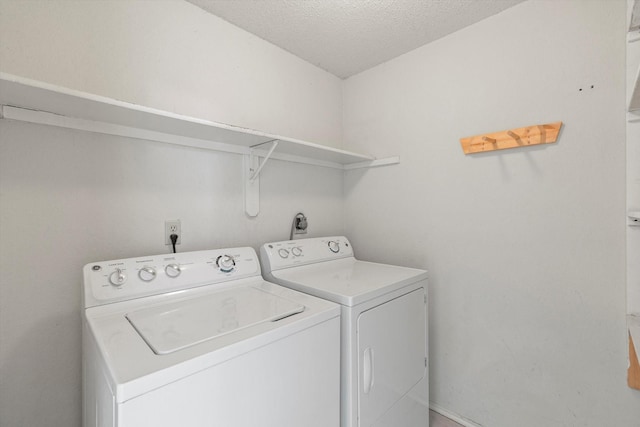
82,247,340,427
260,236,429,427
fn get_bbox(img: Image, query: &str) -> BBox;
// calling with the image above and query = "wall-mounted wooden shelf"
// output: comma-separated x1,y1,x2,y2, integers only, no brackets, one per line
460,122,563,155
629,315,640,390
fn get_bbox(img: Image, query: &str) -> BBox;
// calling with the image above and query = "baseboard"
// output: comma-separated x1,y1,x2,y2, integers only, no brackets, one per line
430,402,483,427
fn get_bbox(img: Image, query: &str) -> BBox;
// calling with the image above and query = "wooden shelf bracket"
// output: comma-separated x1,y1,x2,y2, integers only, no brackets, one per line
460,121,563,154
629,314,640,390
629,332,640,390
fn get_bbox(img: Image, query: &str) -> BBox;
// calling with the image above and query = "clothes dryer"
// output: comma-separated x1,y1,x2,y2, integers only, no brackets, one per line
260,236,429,427
82,247,340,427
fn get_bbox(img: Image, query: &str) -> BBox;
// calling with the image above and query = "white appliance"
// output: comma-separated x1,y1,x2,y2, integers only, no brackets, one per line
82,247,340,427
260,236,429,427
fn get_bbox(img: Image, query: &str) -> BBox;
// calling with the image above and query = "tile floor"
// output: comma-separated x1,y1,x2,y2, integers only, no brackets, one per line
430,410,465,427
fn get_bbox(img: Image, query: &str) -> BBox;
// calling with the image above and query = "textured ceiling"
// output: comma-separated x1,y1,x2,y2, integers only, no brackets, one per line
186,0,526,79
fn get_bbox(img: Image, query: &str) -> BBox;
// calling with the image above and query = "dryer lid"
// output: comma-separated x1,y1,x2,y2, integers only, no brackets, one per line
126,287,305,354
268,258,427,306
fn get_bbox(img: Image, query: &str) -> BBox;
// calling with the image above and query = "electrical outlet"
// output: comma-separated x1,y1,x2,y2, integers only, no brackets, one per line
165,220,181,245
293,213,308,235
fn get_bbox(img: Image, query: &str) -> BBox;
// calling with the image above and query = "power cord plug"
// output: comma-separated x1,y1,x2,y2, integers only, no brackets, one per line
170,233,178,254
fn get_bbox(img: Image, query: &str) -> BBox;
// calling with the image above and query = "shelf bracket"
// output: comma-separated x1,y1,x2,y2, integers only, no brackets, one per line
244,140,278,217
249,140,279,182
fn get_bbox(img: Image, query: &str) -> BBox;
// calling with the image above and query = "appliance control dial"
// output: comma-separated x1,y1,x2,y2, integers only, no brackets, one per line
165,263,181,278
328,240,340,253
291,247,302,257
138,266,156,282
216,255,236,273
278,248,290,258
109,268,127,286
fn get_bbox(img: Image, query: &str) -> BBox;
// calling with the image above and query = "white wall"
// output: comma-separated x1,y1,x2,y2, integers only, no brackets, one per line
0,0,343,147
343,1,640,426
0,1,344,426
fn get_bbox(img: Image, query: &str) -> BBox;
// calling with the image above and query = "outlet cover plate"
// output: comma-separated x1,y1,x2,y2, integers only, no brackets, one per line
165,220,181,245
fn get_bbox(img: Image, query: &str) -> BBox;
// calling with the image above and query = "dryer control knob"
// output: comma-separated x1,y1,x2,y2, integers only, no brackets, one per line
328,240,340,253
291,247,302,257
278,248,290,258
138,266,156,282
109,268,127,286
217,255,236,273
165,263,181,278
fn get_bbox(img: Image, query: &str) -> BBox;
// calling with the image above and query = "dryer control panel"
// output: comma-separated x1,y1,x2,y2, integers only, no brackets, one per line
260,236,354,271
83,247,260,308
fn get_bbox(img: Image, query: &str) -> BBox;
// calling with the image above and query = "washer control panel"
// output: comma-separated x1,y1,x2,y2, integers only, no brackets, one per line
260,236,354,271
83,247,260,308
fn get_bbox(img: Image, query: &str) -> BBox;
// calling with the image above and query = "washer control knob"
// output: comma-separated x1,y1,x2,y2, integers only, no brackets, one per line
278,248,290,258
328,240,340,253
165,263,181,278
217,255,236,273
109,268,126,286
138,266,156,282
291,247,302,257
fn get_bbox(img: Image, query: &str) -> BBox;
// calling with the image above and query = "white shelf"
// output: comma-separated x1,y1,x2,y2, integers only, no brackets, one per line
631,0,640,33
628,1,640,391
0,73,395,169
0,73,399,217
630,1,640,113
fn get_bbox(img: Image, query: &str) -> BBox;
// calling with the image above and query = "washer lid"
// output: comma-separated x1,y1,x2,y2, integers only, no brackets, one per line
268,258,427,306
126,287,305,355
